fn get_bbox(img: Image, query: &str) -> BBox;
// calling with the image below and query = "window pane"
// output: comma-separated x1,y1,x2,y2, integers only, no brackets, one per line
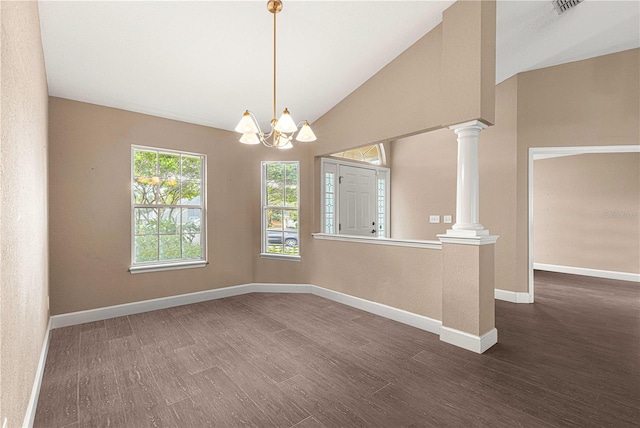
266,163,284,207
182,236,202,259
159,208,180,234
135,208,158,235
159,235,181,260
158,153,180,179
266,163,284,183
285,163,298,208
266,209,283,230
325,172,334,194
133,177,158,204
181,181,201,205
182,208,202,259
158,178,180,205
182,155,201,180
134,150,157,177
135,235,158,263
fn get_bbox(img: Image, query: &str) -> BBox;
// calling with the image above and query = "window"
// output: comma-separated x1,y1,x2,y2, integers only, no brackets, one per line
330,144,385,165
321,158,389,238
262,161,300,258
131,146,206,272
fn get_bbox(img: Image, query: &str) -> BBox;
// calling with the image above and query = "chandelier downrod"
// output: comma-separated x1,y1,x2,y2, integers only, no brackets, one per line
273,5,277,121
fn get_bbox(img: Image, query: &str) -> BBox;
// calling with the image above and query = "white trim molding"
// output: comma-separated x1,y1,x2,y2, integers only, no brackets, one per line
50,284,255,328
312,233,441,250
49,283,441,336
23,319,52,428
311,286,441,335
438,234,499,246
494,288,533,303
440,326,498,354
534,263,640,283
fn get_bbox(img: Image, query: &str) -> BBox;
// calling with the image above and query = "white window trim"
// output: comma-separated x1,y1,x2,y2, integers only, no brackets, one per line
320,157,390,238
130,145,207,273
261,161,301,260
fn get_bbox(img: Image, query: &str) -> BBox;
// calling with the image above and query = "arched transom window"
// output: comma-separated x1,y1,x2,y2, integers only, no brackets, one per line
330,144,384,165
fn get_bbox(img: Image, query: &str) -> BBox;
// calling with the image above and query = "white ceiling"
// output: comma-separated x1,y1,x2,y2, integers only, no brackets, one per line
38,1,639,132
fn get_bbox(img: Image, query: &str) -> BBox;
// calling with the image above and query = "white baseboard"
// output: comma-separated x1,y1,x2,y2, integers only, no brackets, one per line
50,283,256,329
310,287,442,335
50,282,441,336
494,288,533,303
440,326,498,354
23,319,52,428
534,263,640,283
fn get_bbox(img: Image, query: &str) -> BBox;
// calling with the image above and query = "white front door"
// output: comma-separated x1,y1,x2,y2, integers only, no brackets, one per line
338,164,377,236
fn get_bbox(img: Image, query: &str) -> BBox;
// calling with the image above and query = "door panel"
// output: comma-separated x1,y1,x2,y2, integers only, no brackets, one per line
339,165,376,236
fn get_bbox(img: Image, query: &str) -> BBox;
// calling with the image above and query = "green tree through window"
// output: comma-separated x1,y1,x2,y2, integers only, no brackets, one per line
263,162,299,256
132,147,205,267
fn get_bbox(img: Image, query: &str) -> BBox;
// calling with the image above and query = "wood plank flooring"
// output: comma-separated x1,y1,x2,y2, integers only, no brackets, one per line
34,271,640,427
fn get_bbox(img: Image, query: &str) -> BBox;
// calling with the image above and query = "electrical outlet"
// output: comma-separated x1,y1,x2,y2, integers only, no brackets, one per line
444,215,452,224
3,416,8,428
429,215,440,224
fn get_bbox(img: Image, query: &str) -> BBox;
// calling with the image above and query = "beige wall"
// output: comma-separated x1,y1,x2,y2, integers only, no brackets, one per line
390,128,457,240
0,2,50,426
307,241,443,321
390,76,518,292
48,98,263,315
516,49,640,291
388,49,638,294
48,97,319,314
441,0,496,126
534,153,640,274
298,0,495,321
313,0,496,156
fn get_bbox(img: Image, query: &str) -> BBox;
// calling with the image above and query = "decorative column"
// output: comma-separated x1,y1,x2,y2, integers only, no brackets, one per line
438,120,498,354
450,120,487,235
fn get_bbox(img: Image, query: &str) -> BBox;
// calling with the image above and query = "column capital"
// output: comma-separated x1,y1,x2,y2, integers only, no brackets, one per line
448,119,489,134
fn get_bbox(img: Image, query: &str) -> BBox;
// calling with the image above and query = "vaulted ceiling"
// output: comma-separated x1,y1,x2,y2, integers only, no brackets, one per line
38,1,639,132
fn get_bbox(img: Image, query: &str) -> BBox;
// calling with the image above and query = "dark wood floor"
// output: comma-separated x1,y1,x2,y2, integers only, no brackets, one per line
34,271,640,427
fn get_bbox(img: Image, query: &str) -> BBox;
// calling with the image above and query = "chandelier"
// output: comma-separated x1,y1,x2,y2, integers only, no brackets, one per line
234,0,317,149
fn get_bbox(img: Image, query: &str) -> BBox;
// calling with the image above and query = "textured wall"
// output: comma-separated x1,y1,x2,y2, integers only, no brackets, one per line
516,49,640,291
441,0,496,126
0,2,50,426
534,153,640,274
390,76,518,293
390,128,457,240
48,98,260,314
304,0,495,321
307,240,443,321
441,243,495,336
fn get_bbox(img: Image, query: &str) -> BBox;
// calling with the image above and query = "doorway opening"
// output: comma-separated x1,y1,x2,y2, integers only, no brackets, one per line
527,145,640,302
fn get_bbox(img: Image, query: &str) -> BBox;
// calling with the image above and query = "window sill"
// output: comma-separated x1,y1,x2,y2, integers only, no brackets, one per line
260,253,301,262
129,260,208,274
312,233,441,250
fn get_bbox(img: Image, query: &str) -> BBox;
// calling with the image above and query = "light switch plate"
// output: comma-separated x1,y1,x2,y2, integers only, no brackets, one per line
444,215,452,224
429,215,440,223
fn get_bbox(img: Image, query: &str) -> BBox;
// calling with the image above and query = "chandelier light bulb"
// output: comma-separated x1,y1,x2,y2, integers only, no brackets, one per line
295,121,317,142
235,111,259,134
274,108,298,134
239,132,260,145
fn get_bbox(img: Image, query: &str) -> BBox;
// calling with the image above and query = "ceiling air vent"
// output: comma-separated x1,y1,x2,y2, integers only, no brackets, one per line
553,0,583,15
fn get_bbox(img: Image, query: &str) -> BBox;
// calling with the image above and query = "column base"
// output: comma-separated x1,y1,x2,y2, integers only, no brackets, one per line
438,230,498,245
440,326,498,354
